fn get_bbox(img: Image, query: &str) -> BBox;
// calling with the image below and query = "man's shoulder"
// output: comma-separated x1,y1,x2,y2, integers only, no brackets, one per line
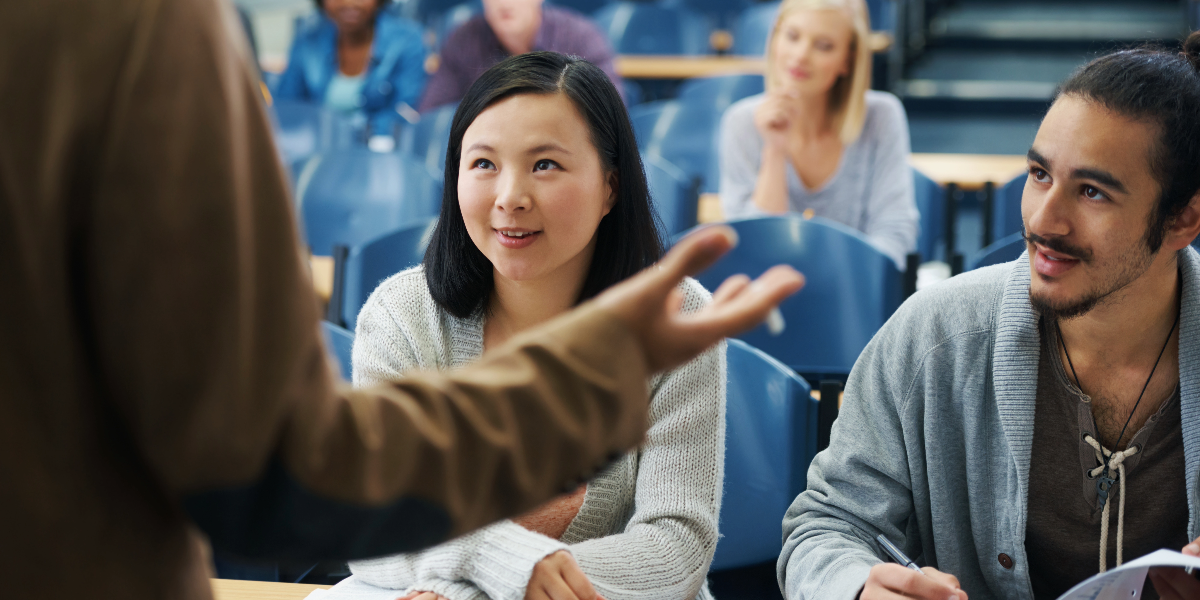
541,6,611,51
883,262,1014,349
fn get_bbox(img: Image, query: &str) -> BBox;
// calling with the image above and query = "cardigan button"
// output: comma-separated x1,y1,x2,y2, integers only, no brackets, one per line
998,553,1014,569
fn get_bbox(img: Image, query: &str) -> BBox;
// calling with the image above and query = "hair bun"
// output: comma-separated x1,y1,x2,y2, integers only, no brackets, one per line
1186,30,1200,71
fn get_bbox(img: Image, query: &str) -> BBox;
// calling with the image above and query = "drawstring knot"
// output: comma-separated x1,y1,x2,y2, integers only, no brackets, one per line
1083,434,1138,572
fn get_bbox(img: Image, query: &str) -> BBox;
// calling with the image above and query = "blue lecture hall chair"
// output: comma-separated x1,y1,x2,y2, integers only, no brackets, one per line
326,218,439,330
546,0,610,16
269,100,357,168
968,231,1026,270
664,0,751,29
321,321,356,380
729,1,779,56
643,154,700,237
711,340,816,571
592,2,714,55
430,0,482,48
913,167,945,262
296,149,442,256
676,73,764,113
683,216,903,379
990,172,1027,245
398,101,458,181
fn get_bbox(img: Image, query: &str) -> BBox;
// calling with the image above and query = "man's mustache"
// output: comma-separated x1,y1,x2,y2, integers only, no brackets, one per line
1022,231,1094,262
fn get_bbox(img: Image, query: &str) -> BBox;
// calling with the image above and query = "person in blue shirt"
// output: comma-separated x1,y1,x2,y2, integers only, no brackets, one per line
275,0,427,140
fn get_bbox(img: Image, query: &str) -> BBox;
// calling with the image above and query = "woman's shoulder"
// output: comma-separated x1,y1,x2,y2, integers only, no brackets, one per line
862,90,908,132
722,93,766,125
359,266,446,332
373,11,424,45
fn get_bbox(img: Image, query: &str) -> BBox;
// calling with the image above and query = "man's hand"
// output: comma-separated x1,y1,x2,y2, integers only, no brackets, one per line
861,564,968,600
1148,538,1200,600
526,551,600,600
397,592,449,600
593,225,804,373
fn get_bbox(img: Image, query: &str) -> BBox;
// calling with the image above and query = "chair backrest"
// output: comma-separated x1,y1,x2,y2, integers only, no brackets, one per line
968,231,1026,270
711,339,815,571
643,154,699,237
546,0,610,16
991,172,1027,244
683,216,903,376
634,99,723,193
592,2,714,55
663,0,751,28
430,0,483,48
912,167,944,262
334,218,439,329
297,150,442,255
398,102,458,180
730,1,779,56
321,321,356,380
271,100,358,166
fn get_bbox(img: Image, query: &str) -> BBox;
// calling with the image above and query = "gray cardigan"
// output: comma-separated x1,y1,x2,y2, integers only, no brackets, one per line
780,249,1200,600
717,91,919,268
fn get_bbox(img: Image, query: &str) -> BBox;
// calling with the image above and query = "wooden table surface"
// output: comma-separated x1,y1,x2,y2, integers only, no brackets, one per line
211,579,331,600
908,153,1028,191
614,33,892,80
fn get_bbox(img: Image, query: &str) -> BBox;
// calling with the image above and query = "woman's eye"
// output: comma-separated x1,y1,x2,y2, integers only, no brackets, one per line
534,159,559,171
815,40,834,51
472,158,494,170
1082,185,1106,201
1030,167,1050,183
786,29,800,42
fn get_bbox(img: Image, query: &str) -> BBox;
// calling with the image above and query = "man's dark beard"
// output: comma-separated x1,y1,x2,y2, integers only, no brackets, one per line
1023,229,1156,321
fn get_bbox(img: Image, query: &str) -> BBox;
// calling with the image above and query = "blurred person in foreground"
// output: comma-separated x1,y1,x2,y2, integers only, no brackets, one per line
780,33,1200,600
718,0,917,269
0,1,802,598
418,0,621,112
274,0,427,143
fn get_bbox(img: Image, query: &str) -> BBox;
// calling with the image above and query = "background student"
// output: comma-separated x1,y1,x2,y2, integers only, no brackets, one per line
0,1,804,597
349,52,724,600
275,0,427,139
718,0,918,268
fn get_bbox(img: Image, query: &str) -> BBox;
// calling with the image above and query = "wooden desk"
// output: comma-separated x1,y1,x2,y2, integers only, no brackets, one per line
211,579,330,600
616,33,891,80
311,255,334,303
908,153,1027,191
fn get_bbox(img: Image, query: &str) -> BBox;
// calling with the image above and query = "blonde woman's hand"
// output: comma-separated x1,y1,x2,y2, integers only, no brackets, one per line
525,551,601,600
753,90,799,151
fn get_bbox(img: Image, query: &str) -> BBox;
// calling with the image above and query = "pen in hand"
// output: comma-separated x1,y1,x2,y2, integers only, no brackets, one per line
876,534,924,574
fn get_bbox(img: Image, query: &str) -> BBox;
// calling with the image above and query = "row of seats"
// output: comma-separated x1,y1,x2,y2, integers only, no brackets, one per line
322,319,825,570
407,0,897,55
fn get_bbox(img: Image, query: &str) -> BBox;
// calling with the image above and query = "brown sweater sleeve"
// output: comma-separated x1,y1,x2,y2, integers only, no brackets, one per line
87,0,649,559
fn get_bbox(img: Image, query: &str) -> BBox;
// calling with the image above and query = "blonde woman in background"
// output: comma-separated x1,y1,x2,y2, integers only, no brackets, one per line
718,0,918,268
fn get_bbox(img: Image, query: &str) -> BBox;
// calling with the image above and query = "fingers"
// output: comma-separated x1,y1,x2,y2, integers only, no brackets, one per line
526,551,597,600
864,564,963,600
684,265,804,338
711,273,752,304
557,553,598,600
1184,540,1200,556
1150,567,1200,600
656,225,739,285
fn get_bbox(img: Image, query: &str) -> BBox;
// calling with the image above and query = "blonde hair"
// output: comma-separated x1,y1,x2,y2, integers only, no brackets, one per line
764,0,872,143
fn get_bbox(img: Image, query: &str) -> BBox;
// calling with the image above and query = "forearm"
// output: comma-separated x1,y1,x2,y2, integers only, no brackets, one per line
751,145,790,214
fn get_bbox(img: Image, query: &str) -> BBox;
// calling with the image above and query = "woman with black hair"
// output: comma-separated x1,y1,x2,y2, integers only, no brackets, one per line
348,52,726,600
274,0,426,142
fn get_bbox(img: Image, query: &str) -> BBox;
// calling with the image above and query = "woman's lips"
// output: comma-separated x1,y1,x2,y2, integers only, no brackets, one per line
787,67,811,80
495,229,541,249
1034,246,1080,278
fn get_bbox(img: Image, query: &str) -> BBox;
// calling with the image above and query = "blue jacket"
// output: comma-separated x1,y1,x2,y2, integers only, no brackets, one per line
275,10,426,137
781,249,1200,599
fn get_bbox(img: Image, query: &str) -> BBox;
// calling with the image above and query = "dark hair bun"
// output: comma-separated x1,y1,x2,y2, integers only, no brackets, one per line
1186,30,1200,71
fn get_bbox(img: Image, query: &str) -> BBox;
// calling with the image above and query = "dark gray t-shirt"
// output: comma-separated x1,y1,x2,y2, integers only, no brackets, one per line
1025,318,1188,599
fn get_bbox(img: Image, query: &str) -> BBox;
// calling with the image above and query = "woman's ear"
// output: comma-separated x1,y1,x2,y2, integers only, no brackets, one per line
602,171,618,217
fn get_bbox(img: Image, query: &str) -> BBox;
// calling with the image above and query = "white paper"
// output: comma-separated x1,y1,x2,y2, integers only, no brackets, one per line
305,576,409,600
1056,549,1200,600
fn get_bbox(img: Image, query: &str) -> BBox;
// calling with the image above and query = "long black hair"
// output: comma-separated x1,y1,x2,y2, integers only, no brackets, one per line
1056,30,1200,251
423,51,666,318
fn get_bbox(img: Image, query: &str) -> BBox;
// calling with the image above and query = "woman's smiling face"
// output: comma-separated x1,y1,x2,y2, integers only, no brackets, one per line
457,92,615,288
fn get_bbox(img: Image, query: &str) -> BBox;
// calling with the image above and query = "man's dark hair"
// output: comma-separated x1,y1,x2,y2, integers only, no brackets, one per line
423,51,666,318
1054,31,1200,251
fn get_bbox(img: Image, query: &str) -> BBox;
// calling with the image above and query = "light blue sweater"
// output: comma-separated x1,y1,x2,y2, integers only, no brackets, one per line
718,91,919,268
780,249,1200,600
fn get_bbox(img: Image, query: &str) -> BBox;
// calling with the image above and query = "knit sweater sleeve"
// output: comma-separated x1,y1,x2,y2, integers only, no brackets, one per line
563,279,725,600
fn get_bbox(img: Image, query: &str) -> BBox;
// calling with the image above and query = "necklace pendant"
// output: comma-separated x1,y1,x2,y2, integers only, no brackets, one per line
1096,474,1117,510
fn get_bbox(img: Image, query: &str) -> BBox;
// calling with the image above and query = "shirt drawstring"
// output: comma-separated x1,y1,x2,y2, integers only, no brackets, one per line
1082,433,1139,572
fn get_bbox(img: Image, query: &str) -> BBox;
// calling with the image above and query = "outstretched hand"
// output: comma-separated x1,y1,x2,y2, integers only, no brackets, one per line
1148,537,1200,600
593,225,804,374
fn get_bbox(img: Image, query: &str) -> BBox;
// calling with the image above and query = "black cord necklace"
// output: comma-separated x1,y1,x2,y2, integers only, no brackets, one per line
1055,310,1178,508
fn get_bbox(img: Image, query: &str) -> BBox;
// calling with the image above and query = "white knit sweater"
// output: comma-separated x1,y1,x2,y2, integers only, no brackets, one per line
347,267,726,600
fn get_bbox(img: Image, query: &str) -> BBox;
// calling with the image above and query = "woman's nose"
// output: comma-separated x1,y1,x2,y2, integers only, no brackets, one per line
494,172,532,212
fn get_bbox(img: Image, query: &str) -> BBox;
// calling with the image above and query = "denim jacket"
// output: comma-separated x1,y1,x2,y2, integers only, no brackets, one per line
274,10,426,137
780,249,1200,600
